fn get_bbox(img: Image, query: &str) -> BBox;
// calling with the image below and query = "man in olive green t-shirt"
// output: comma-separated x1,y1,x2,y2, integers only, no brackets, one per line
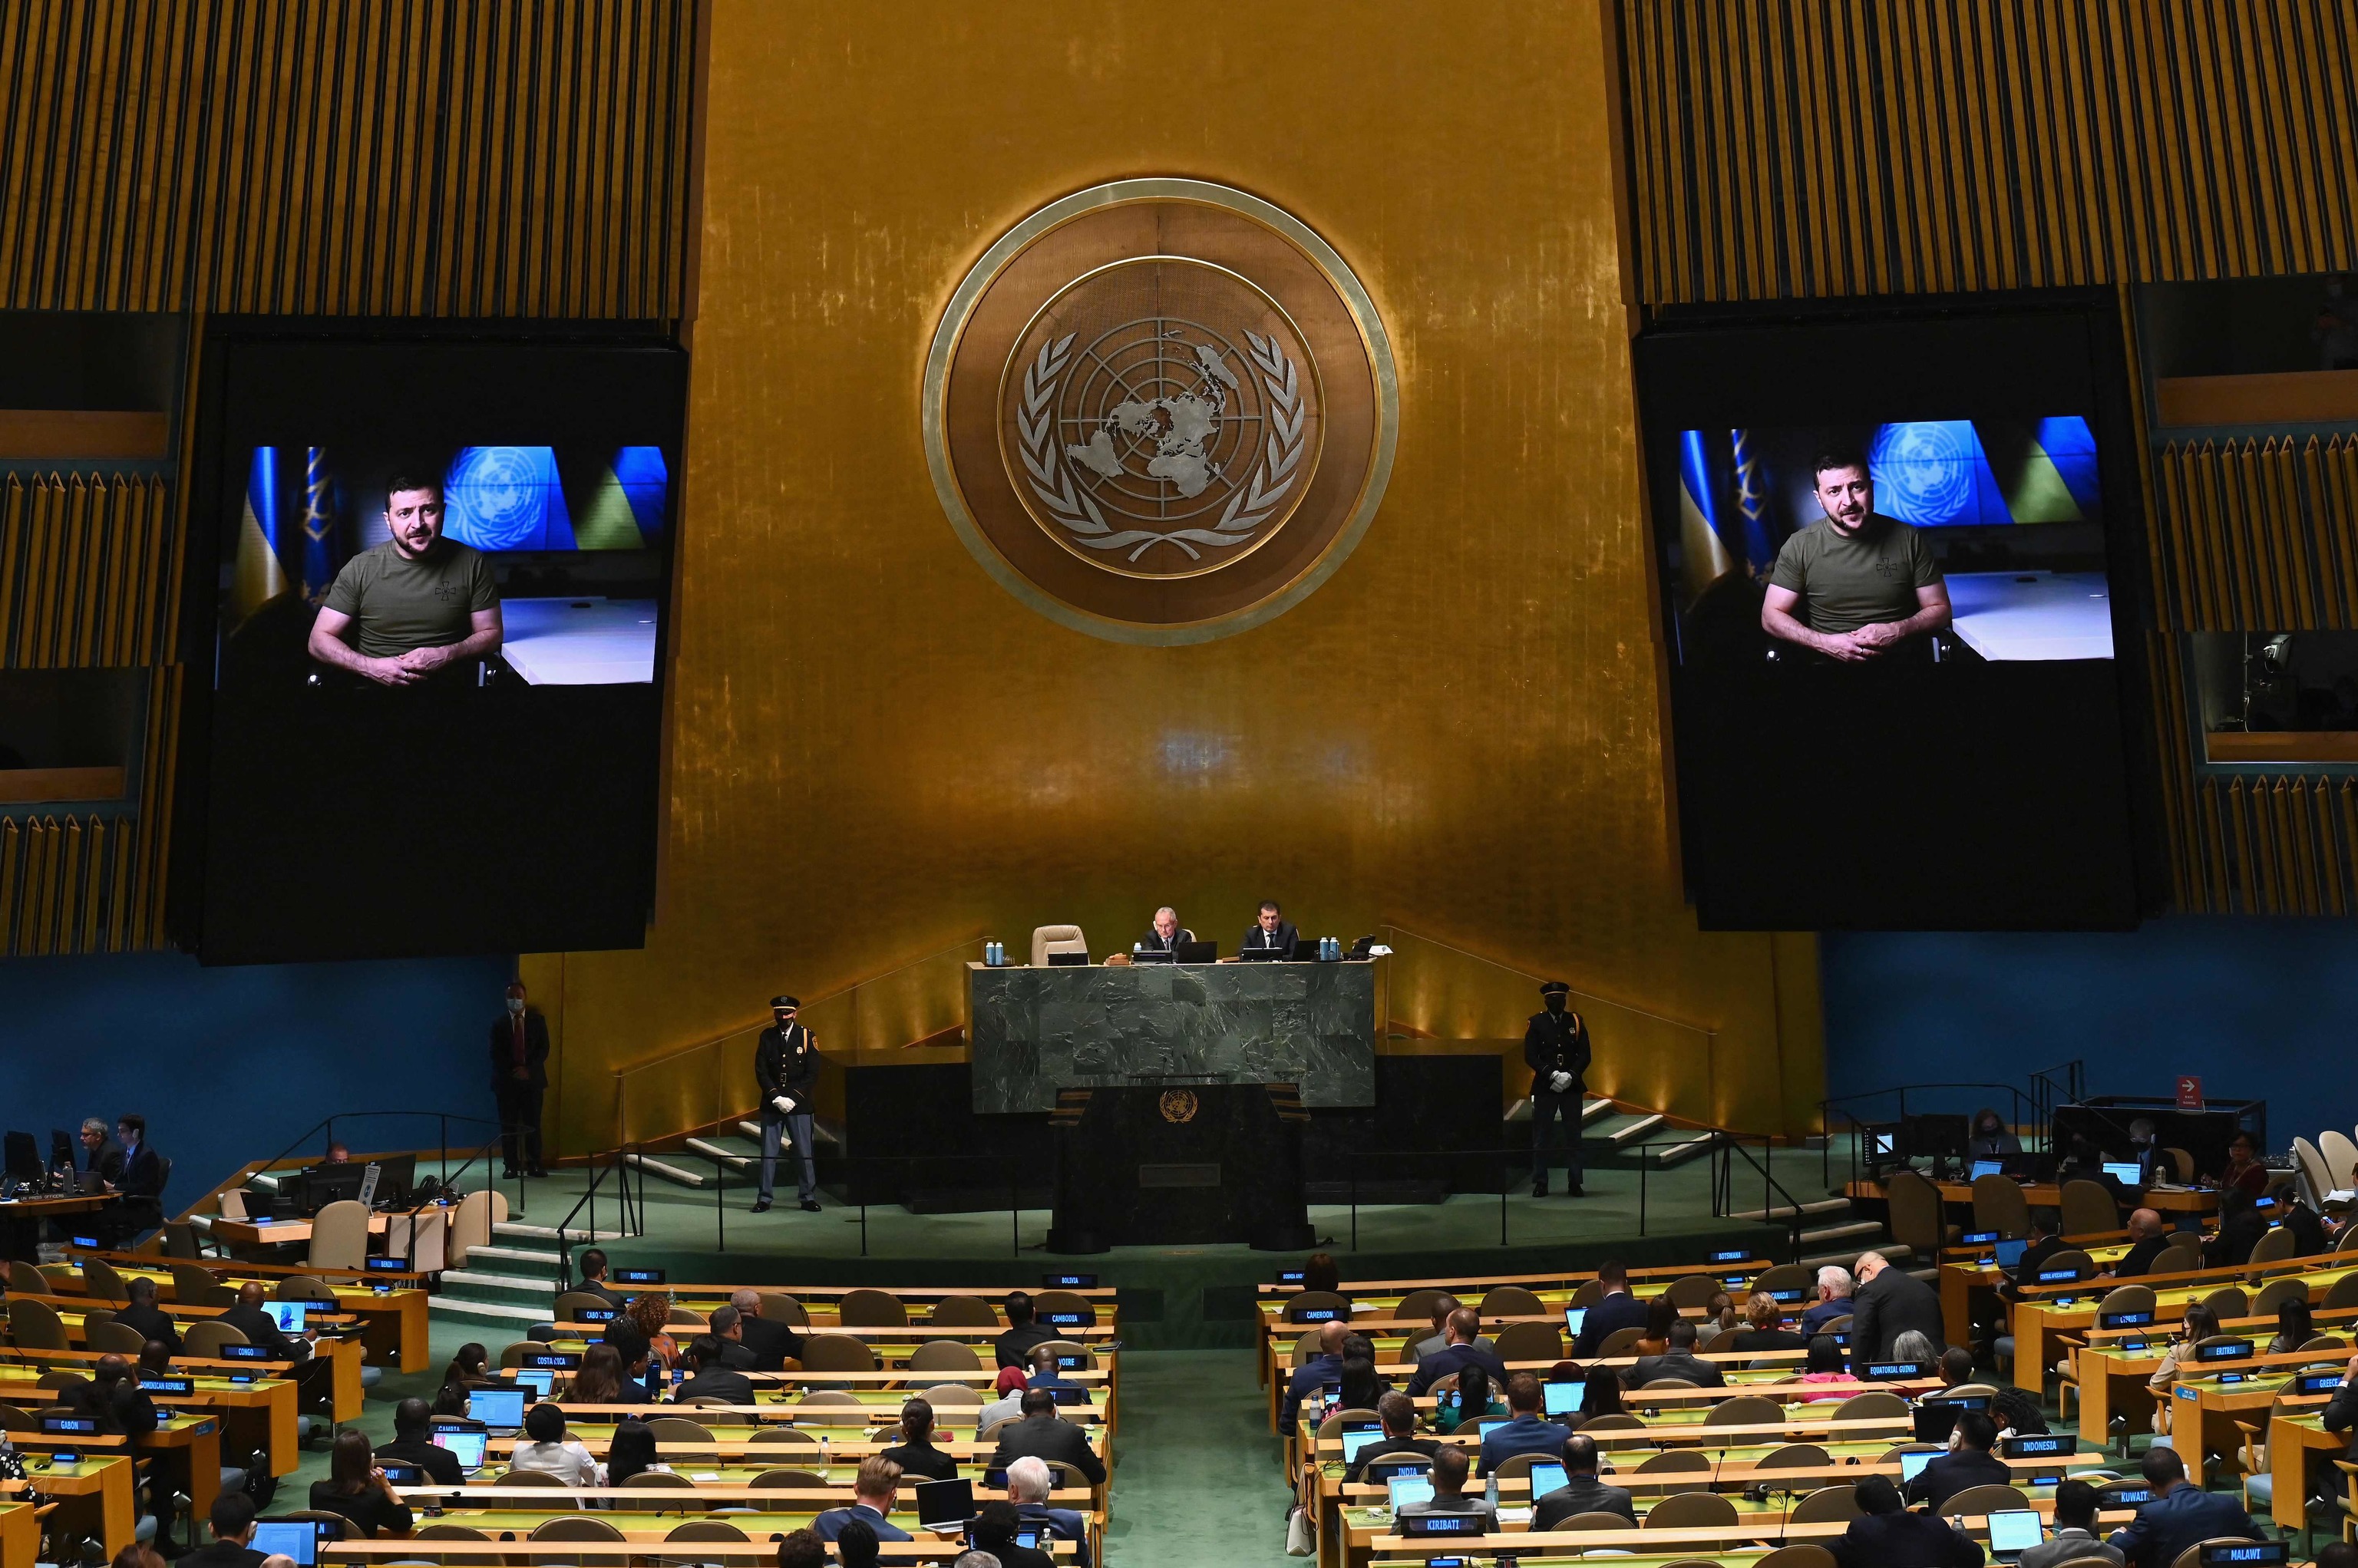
309,474,504,686
1761,451,1951,663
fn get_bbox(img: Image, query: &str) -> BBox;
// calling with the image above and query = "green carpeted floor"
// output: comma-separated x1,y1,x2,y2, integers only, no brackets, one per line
1098,1350,1293,1568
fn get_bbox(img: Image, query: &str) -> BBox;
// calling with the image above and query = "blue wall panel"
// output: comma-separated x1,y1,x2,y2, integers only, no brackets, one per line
0,950,510,1210
1822,919,2358,1152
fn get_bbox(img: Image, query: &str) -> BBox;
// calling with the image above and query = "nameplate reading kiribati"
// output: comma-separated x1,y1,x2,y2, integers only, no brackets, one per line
925,179,1397,644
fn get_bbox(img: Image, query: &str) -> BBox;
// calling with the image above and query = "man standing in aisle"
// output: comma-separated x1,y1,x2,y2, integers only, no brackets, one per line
755,995,821,1214
1525,980,1590,1197
490,979,550,1178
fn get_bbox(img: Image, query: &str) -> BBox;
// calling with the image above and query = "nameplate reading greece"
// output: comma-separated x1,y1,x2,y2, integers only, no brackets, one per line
923,179,1398,644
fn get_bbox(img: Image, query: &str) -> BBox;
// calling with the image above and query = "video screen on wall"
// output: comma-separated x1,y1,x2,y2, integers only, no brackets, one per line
1635,299,2152,929
178,329,688,963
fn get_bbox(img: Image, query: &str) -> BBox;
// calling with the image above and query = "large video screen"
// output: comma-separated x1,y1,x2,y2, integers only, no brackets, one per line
1636,300,2154,929
177,329,687,963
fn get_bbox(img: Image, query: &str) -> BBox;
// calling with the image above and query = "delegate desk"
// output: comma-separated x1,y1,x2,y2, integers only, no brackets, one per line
966,958,1376,1111
0,1455,137,1560
1849,1175,2221,1220
0,1365,299,1478
0,1193,109,1264
2267,1401,2349,1530
2011,1257,2358,1395
49,1256,431,1373
14,1292,374,1421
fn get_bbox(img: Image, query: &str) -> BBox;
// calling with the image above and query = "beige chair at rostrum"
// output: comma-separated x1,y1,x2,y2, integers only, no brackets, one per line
447,1189,500,1271
385,1207,447,1273
2294,1139,2334,1206
2059,1180,2119,1238
1971,1174,2032,1240
929,1295,999,1328
1030,926,1088,968
308,1200,372,1272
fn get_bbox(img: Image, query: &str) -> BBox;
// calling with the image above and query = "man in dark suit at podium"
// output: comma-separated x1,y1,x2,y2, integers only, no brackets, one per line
1240,900,1298,956
1136,906,1194,954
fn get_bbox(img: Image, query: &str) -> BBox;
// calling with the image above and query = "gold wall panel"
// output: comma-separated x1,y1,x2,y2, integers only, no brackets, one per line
1622,0,2358,305
0,0,697,315
2155,437,2358,633
0,473,173,666
533,0,1822,1157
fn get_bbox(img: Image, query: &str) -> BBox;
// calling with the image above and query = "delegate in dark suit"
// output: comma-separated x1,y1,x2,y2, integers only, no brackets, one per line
1524,984,1590,1195
987,1404,1107,1487
220,1301,312,1361
1135,926,1195,953
1405,1340,1508,1398
673,1366,755,1405
1240,919,1299,955
490,997,552,1177
1533,1477,1637,1529
107,1139,167,1242
738,1313,803,1372
1570,1289,1649,1359
2109,1484,2261,1565
1904,1448,2013,1511
1850,1259,1945,1359
1343,1436,1441,1484
1831,1510,1983,1567
1623,1351,1726,1388
114,1296,182,1356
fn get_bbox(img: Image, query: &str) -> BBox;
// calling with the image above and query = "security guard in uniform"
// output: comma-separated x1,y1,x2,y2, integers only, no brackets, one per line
754,995,821,1213
1524,980,1591,1197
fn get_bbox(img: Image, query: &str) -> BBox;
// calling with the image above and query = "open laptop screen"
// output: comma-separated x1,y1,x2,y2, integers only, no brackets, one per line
468,1387,526,1429
1987,1509,2043,1556
431,1428,489,1470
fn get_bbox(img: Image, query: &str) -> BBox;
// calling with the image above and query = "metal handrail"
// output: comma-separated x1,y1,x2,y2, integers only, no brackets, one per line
554,1144,646,1289
236,1109,523,1222
1713,1134,1808,1263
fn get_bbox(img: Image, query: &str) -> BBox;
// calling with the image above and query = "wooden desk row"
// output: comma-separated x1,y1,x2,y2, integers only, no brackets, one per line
42,1260,431,1373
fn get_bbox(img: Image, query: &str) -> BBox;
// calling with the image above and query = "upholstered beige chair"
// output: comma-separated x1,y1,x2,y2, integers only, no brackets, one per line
1030,925,1088,967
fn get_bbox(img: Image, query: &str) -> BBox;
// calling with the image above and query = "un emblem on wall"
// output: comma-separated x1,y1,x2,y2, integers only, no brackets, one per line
926,180,1396,643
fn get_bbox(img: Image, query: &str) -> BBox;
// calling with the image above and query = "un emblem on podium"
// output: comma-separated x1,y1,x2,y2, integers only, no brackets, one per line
1158,1088,1200,1124
926,180,1397,644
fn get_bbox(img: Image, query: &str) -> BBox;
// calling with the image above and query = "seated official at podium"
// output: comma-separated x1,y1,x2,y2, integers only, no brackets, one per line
1136,906,1194,954
1240,900,1297,956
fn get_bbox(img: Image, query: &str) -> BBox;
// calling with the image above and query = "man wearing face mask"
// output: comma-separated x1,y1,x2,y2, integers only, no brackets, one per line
1524,981,1590,1198
490,980,550,1178
755,996,821,1214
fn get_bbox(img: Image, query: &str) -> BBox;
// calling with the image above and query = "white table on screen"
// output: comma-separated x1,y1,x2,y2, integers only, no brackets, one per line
498,596,658,685
1944,570,2114,662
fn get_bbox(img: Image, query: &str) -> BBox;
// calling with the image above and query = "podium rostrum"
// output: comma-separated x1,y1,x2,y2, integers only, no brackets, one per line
1045,1079,1316,1253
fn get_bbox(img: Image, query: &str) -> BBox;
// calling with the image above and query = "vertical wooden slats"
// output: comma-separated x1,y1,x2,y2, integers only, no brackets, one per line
0,474,171,668
0,0,695,317
2155,438,2358,632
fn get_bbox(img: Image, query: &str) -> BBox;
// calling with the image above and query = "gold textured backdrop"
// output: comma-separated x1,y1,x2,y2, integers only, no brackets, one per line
529,0,1823,1154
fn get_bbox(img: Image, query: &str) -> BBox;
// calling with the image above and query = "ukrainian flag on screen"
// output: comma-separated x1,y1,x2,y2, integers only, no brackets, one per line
442,446,574,551
1868,418,2100,527
571,445,669,550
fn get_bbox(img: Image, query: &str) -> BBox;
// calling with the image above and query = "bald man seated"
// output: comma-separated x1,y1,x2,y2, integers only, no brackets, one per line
2109,1209,2173,1279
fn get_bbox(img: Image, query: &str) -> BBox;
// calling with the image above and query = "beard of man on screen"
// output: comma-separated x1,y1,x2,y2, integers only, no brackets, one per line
307,474,504,688
1759,452,1953,665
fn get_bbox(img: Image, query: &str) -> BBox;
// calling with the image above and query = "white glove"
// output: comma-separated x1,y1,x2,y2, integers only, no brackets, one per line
771,1094,795,1114
1550,1071,1571,1093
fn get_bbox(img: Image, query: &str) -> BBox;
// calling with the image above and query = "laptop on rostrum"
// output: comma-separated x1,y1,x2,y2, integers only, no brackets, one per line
1174,939,1216,963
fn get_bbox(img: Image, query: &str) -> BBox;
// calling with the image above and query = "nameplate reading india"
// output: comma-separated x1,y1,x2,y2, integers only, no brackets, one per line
966,961,1377,1113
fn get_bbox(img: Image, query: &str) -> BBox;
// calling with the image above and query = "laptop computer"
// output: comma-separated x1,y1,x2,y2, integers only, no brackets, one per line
250,1521,328,1567
914,1477,975,1530
1970,1159,2004,1180
468,1386,527,1433
1898,1450,1938,1485
1986,1508,2044,1562
2102,1160,2143,1187
1562,1306,1587,1337
1912,1404,1960,1443
1543,1381,1581,1416
1526,1460,1567,1498
1174,940,1216,963
1047,950,1088,966
1239,942,1290,961
430,1428,490,1473
1386,1474,1435,1511
264,1302,307,1335
514,1368,556,1398
1339,1427,1386,1464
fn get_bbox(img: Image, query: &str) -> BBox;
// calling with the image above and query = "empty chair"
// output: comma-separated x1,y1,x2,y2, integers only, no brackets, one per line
665,1308,702,1326
1753,1443,1831,1471
2294,1140,2334,1206
1595,1325,1647,1357
1830,1391,1909,1421
170,1262,223,1299
907,1339,982,1372
1970,1174,2031,1239
307,1202,371,1272
1554,1510,1636,1531
609,1471,696,1509
527,1517,626,1541
1395,1288,1448,1324
2199,1287,2247,1321
1661,1275,1720,1309
2298,1335,2346,1352
2320,1130,2358,1190
79,1258,131,1304
922,1382,985,1408
2038,1249,2096,1282
2249,1276,2309,1320
1644,1490,1739,1529
446,1190,498,1271
1754,1547,1838,1568
495,1467,566,1488
1786,1485,1863,1523
643,1416,715,1443
837,1288,907,1327
758,1292,810,1328
7,1299,68,1352
0,1405,38,1433
2059,1179,2119,1238
797,1334,877,1372
665,1520,749,1541
84,1320,146,1355
1699,1327,1742,1353
1568,1279,1605,1308
276,1274,336,1302
1029,925,1088,966
746,1467,827,1489
745,1428,821,1451
1492,1321,1561,1363
1884,1168,1957,1256
1479,1284,1546,1317
928,1295,999,1327
2244,1228,2297,1271
2096,1284,2158,1319
1575,1412,1645,1431
1632,1449,1711,1474
795,1391,867,1424
2158,1147,2197,1185
1487,1451,1556,1484
1702,1395,1785,1428
4,1261,47,1295
1749,1263,1811,1296
1643,1376,1699,1390
160,1223,203,1260
2324,1273,2358,1310
2152,1239,2205,1276
1939,1483,2029,1518
385,1208,446,1273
